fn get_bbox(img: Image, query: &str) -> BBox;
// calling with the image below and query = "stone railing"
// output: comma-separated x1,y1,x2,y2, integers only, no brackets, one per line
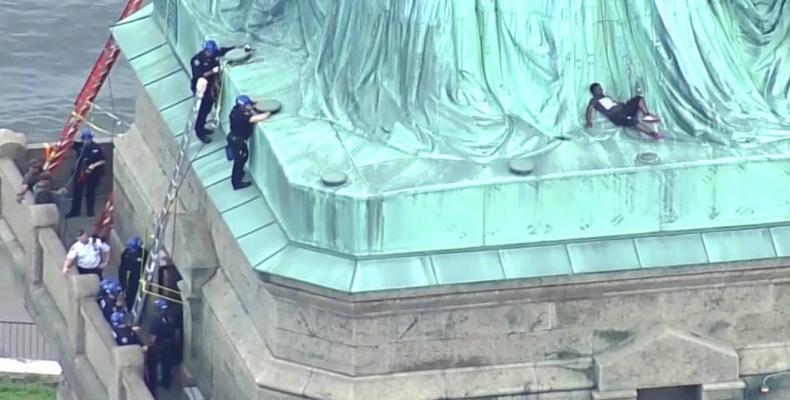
0,131,153,400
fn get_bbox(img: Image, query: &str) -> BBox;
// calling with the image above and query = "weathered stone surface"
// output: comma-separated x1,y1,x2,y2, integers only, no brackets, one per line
737,344,790,375
771,282,790,315
162,210,218,268
352,371,446,400
595,326,739,391
512,391,593,400
676,311,736,344
442,364,538,398
119,373,154,400
0,128,27,159
444,303,553,338
275,300,353,345
488,329,593,365
0,158,34,254
733,312,787,345
301,370,353,400
389,336,495,372
663,285,772,318
592,390,637,400
271,328,356,374
701,381,745,400
353,315,391,346
353,344,390,375
390,310,449,343
555,293,663,329
29,204,59,228
82,301,114,388
532,359,596,392
592,329,636,354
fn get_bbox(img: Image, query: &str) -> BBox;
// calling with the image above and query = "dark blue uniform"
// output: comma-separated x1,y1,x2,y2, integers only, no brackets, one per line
66,141,105,217
100,297,123,322
190,47,235,143
113,325,142,346
146,314,178,390
158,264,184,362
96,291,111,310
118,247,148,312
227,104,255,189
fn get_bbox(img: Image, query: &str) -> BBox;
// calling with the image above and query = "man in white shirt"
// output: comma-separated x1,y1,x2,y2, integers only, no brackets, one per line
62,229,110,278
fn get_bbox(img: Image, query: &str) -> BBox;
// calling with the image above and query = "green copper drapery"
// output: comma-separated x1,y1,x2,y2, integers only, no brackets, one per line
187,0,790,161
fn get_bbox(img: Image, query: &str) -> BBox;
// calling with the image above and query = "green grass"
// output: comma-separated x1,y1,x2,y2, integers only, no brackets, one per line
0,378,55,400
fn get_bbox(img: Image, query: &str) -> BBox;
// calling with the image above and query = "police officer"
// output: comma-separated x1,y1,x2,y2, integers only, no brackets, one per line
190,40,250,144
110,311,142,346
227,95,272,190
97,278,116,307
157,256,183,363
66,128,106,218
100,282,124,322
118,236,147,312
146,299,179,392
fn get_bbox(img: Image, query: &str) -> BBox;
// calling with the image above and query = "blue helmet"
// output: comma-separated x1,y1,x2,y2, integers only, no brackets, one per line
203,40,218,54
100,278,117,291
126,236,141,250
154,298,169,312
235,95,253,107
80,128,94,141
106,282,123,297
110,311,127,327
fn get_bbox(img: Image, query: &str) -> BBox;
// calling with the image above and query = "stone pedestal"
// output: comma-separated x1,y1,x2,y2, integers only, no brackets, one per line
30,204,59,285
69,274,100,354
592,390,637,400
110,346,146,400
0,128,27,161
701,382,746,400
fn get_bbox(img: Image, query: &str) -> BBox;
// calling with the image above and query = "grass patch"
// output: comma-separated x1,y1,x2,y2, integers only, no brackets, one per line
0,378,56,400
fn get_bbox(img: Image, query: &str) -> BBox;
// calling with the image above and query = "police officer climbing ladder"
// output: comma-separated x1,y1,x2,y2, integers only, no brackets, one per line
118,236,147,312
190,40,251,143
131,40,255,323
129,72,211,324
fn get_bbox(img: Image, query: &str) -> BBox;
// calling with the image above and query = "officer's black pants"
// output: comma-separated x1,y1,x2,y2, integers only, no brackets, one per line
125,280,139,312
194,91,215,139
69,173,101,216
77,266,103,280
146,347,175,390
231,142,249,189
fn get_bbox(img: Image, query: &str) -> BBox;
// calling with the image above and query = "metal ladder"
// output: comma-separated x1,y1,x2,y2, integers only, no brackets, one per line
129,81,208,324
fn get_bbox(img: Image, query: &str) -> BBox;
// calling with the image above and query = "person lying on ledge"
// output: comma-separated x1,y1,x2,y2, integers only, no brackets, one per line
585,83,663,140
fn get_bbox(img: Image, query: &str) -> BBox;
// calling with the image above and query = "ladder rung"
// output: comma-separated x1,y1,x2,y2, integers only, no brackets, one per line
132,95,204,325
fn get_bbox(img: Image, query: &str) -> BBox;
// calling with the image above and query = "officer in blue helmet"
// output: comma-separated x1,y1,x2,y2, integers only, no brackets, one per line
118,236,148,312
101,282,125,322
145,299,179,392
97,278,117,307
66,128,106,218
226,94,272,190
190,40,251,144
110,311,141,346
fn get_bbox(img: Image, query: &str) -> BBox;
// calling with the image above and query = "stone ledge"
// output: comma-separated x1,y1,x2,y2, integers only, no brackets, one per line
200,269,595,399
595,326,739,392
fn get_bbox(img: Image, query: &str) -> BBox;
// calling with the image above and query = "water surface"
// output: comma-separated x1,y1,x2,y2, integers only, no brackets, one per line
0,0,136,142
